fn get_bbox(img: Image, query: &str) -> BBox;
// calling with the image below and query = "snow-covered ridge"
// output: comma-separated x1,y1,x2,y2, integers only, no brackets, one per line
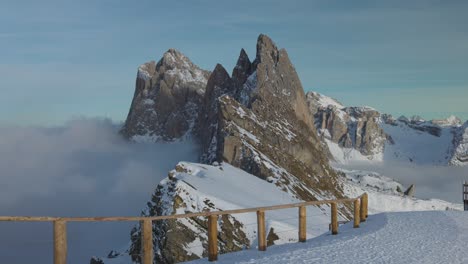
95,162,461,263
306,91,344,109
95,162,342,263
307,91,466,166
338,168,462,212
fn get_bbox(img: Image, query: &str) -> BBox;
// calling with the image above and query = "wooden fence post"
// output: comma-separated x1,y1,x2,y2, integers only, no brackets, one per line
364,193,368,218
257,210,266,251
360,194,367,222
353,199,360,228
208,214,218,261
298,206,306,242
53,220,67,264
331,202,338,235
141,219,153,264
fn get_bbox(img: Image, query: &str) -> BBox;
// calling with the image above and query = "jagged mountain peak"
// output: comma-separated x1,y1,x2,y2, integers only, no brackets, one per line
232,49,253,83
233,48,250,66
137,60,156,80
212,63,230,78
255,34,279,64
159,48,190,67
239,48,249,60
122,49,210,141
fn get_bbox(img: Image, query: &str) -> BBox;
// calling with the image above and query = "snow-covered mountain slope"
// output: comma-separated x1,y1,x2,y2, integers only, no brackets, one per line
338,168,462,212
94,162,461,263
307,91,466,166
189,211,468,264
94,162,347,263
381,120,454,165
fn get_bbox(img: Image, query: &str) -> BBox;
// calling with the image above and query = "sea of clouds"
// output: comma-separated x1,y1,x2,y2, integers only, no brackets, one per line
0,118,198,263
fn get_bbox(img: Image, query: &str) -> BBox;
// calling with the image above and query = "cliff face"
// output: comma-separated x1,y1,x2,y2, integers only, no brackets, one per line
196,35,342,201
306,91,390,160
121,49,210,142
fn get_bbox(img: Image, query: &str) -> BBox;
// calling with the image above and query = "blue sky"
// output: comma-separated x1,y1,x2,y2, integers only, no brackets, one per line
1,0,467,125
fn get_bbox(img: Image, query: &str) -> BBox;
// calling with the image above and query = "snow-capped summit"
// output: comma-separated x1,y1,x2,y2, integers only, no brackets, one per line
431,115,462,127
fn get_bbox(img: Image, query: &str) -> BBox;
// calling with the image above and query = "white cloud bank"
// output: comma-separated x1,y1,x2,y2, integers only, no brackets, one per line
0,118,198,263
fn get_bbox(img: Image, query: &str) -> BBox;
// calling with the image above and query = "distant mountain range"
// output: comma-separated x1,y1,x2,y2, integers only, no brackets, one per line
307,91,467,166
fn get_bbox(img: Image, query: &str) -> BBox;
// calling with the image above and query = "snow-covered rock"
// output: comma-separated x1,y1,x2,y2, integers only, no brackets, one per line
95,162,345,263
121,49,210,141
306,91,390,161
431,115,462,127
338,168,461,212
450,121,468,166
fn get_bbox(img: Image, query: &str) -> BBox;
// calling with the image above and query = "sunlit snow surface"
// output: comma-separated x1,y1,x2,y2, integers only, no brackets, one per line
190,211,468,264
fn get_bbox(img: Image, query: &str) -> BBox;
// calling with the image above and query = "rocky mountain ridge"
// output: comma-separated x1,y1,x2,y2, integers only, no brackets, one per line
113,34,348,263
306,91,467,165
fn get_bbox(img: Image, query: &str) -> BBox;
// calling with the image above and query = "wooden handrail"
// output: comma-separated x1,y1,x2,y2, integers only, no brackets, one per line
0,193,369,264
0,197,359,222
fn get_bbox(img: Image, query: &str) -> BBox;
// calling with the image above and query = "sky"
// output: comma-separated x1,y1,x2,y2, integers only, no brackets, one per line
0,0,467,125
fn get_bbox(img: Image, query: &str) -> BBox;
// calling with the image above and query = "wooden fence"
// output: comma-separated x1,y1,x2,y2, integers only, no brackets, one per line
0,193,368,264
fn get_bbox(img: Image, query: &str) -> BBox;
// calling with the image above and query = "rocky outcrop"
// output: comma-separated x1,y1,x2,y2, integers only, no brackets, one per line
404,184,415,197
121,49,210,141
390,115,442,137
450,121,468,166
196,64,236,162
201,35,345,201
306,91,390,159
128,164,250,263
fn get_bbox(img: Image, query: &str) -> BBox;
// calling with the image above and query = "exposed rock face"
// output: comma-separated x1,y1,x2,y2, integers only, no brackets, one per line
199,35,344,201
128,163,250,263
450,121,468,166
404,184,415,197
121,49,210,141
196,64,236,162
217,95,342,201
306,91,390,159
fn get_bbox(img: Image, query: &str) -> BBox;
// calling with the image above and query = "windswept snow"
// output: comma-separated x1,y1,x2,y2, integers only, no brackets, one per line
167,162,342,245
338,168,462,212
326,139,384,164
382,122,453,165
189,211,468,264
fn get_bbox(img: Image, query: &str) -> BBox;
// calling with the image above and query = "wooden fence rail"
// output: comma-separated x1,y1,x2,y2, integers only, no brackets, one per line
0,193,368,264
